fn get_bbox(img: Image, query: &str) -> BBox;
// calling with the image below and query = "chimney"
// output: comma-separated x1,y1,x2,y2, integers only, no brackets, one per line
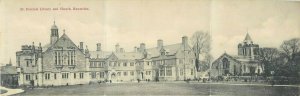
115,43,120,53
96,43,101,51
182,36,188,45
139,43,146,52
120,48,125,53
80,42,84,49
134,46,138,52
157,39,163,49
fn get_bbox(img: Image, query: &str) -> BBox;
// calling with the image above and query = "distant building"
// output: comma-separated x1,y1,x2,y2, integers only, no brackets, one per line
211,33,262,77
16,22,197,86
0,60,18,87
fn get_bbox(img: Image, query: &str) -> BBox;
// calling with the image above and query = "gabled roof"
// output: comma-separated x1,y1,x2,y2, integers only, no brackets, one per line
146,43,186,57
212,53,241,64
44,33,83,54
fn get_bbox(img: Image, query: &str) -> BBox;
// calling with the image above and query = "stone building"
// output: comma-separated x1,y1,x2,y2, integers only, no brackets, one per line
16,22,197,86
16,22,90,86
211,33,262,77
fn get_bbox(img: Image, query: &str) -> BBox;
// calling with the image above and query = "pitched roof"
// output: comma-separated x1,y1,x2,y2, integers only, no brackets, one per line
0,65,17,75
89,51,112,59
111,52,144,60
212,53,241,64
44,33,83,54
146,43,183,57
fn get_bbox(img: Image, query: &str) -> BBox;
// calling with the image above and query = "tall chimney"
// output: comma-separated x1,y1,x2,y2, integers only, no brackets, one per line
157,39,163,49
182,36,188,45
80,42,84,49
115,43,120,53
140,43,146,52
120,48,125,53
134,46,137,52
96,43,101,51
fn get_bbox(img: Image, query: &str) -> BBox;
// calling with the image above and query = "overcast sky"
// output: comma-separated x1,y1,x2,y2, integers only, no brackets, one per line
0,0,299,66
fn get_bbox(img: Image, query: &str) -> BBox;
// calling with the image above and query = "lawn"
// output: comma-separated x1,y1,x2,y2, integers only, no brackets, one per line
14,82,300,96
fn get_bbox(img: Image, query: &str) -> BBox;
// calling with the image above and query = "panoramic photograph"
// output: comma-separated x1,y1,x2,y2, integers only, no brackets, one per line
0,0,299,96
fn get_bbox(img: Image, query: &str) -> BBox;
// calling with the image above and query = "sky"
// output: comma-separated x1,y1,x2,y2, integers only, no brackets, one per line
0,0,299,66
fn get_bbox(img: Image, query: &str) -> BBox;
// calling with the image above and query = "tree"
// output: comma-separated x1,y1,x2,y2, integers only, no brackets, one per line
191,31,211,72
279,38,300,77
280,38,300,62
258,48,280,76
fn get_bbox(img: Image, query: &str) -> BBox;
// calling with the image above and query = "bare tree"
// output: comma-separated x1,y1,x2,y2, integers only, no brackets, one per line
258,47,280,76
191,31,211,72
280,38,300,62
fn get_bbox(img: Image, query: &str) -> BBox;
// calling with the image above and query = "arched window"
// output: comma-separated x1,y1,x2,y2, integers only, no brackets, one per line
222,58,229,69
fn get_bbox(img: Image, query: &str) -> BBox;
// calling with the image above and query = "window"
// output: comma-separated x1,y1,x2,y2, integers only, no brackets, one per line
123,62,127,66
146,71,151,75
180,69,183,76
91,72,96,79
118,62,120,66
45,73,50,80
90,62,93,67
62,73,69,79
179,59,183,64
130,71,134,76
166,67,172,76
147,62,150,66
36,75,38,80
191,69,194,75
123,72,127,76
117,72,121,76
80,73,84,79
130,62,134,66
100,72,105,78
26,74,31,81
54,73,57,79
159,67,165,76
74,73,76,79
27,61,29,67
55,52,57,65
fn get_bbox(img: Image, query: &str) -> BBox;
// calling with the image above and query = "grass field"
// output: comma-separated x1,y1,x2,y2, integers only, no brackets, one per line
14,82,300,96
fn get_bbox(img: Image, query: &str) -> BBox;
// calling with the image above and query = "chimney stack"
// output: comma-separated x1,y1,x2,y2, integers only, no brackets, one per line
134,46,138,52
115,43,120,53
139,43,146,52
157,39,163,49
120,48,125,53
96,43,101,51
80,42,84,49
182,36,188,45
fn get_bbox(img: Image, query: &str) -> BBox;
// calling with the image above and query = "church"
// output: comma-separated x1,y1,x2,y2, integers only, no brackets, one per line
16,22,197,86
210,33,263,77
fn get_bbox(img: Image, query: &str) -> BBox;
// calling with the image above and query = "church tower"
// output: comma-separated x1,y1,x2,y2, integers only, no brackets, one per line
50,21,59,44
238,33,259,59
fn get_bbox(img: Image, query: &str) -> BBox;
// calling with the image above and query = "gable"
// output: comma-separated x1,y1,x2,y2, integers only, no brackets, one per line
44,34,83,54
212,53,241,65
